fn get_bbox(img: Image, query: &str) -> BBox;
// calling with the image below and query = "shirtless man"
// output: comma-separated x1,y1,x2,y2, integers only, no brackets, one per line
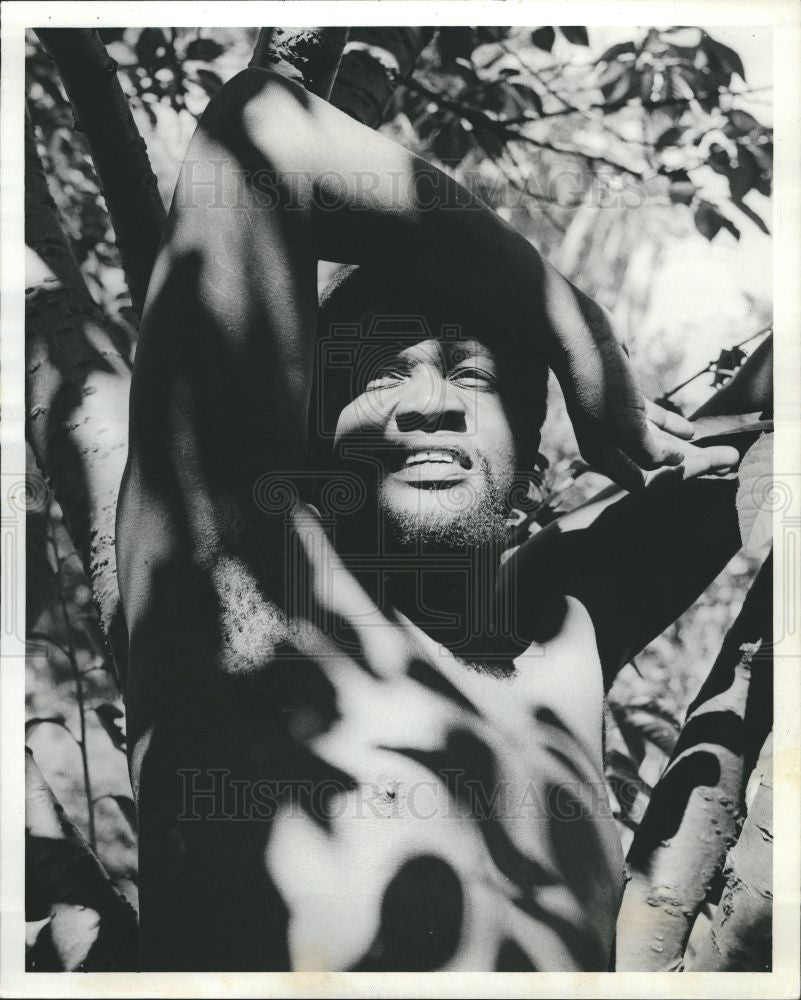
117,67,762,971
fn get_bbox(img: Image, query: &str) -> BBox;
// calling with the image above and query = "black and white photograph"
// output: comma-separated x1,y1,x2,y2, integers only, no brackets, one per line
1,2,799,995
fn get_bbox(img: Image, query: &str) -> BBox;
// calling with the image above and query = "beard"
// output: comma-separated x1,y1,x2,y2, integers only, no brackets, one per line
376,454,510,552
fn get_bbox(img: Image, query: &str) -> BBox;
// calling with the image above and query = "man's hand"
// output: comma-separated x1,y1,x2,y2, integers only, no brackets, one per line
542,265,739,491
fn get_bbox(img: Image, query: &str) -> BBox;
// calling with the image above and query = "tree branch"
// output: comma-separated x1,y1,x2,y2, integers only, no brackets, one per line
34,29,166,318
616,553,773,970
405,77,648,177
249,27,350,100
689,732,773,971
25,108,129,681
332,28,435,127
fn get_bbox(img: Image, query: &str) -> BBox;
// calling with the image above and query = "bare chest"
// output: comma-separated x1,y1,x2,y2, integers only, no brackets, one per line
264,594,624,971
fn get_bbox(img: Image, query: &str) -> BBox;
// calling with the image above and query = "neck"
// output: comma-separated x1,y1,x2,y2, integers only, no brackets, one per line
337,512,507,658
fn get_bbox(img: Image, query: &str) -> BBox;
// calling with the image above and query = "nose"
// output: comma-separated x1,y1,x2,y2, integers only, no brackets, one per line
393,365,467,433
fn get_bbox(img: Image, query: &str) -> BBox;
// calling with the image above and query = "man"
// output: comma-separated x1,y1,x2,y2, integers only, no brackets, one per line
117,67,759,971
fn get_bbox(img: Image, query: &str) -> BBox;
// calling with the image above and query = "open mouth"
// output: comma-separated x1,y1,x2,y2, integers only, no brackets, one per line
388,446,474,486
402,449,472,470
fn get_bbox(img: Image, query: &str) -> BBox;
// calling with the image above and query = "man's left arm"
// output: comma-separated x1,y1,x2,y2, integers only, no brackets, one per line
509,335,772,688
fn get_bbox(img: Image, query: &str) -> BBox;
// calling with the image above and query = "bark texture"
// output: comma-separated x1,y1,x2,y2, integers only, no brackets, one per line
249,27,350,100
34,28,166,318
616,553,773,970
690,732,773,970
25,110,130,676
25,748,138,970
331,28,435,127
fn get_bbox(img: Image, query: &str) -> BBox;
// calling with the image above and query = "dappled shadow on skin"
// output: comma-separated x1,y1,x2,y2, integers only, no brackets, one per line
384,728,558,894
377,710,618,970
406,657,481,716
123,242,357,968
350,855,464,971
122,111,622,970
495,937,538,971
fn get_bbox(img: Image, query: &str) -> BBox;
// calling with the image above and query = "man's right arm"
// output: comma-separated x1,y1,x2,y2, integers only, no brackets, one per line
117,68,549,764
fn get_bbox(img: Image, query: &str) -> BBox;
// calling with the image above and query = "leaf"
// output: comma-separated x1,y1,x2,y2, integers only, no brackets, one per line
97,29,125,44
676,62,707,100
598,41,636,63
691,413,772,442
48,902,101,971
618,701,681,757
600,65,638,105
134,27,166,70
473,123,505,159
639,66,657,103
474,27,510,44
25,716,71,737
717,145,761,202
694,200,740,241
660,26,703,49
437,27,475,65
430,115,472,167
531,27,556,52
703,35,746,83
711,346,748,386
185,37,226,62
736,433,773,556
559,26,589,46
604,715,653,830
727,108,762,136
734,198,771,236
597,59,626,89
195,68,223,96
655,126,684,150
94,704,126,752
510,80,544,116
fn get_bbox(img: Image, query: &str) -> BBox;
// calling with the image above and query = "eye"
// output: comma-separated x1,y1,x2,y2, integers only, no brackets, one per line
449,367,497,390
364,367,409,391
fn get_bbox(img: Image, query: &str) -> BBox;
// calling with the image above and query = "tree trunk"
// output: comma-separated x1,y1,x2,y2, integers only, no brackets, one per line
25,110,130,677
689,732,773,970
616,552,773,970
331,27,435,127
250,27,350,100
25,748,138,970
34,29,166,319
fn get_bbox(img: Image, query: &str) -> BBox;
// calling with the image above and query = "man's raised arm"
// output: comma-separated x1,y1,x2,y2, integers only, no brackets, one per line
119,67,703,738
507,337,772,686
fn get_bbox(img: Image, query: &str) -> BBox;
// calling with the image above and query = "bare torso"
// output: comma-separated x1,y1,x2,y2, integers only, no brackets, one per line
261,508,625,971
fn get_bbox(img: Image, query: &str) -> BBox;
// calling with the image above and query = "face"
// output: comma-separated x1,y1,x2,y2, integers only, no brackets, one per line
332,337,521,548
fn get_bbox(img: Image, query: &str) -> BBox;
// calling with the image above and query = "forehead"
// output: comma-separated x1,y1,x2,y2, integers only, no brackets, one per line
371,337,496,367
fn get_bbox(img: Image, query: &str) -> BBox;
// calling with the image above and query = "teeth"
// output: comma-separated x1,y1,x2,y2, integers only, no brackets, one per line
404,451,456,467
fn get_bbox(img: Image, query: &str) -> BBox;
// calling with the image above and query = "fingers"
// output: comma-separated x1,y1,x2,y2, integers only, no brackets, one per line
678,443,739,480
644,400,695,440
586,443,646,492
624,424,685,471
583,434,739,493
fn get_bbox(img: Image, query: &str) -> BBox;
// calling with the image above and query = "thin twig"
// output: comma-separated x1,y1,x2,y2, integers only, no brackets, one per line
406,78,648,177
660,326,772,400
